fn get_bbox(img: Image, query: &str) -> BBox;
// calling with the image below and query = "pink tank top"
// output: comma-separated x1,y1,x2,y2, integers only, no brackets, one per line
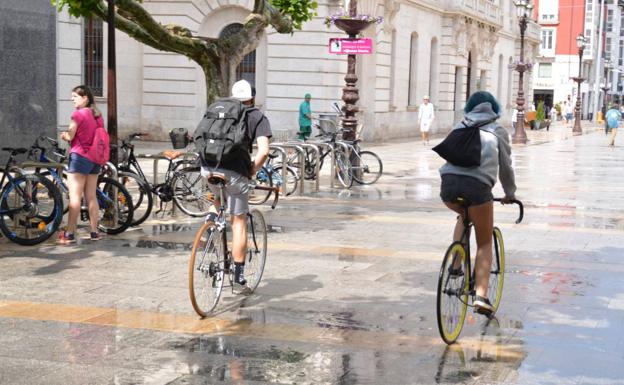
70,108,104,157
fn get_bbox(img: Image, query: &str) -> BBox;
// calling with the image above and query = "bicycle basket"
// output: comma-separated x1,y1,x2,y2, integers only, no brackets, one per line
169,128,189,149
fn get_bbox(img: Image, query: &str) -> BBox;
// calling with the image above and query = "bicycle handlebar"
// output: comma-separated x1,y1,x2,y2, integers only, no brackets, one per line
493,198,523,224
253,184,280,209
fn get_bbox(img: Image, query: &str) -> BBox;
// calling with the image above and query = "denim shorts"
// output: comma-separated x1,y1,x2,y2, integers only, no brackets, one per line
440,174,493,206
201,167,250,216
67,153,101,175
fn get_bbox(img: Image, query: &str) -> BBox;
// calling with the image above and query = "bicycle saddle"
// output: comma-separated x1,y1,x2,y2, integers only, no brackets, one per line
159,150,184,160
2,147,28,154
204,171,228,185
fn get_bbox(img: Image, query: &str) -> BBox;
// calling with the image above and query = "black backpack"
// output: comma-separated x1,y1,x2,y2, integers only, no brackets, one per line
432,119,496,167
194,98,254,167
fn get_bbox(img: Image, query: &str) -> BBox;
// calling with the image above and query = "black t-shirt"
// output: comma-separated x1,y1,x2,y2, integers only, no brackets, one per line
204,107,272,177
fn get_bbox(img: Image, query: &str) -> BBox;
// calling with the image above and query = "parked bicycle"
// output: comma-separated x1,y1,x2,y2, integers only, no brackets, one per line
0,147,63,245
188,172,278,317
249,153,297,205
116,133,210,223
29,136,134,235
436,197,523,344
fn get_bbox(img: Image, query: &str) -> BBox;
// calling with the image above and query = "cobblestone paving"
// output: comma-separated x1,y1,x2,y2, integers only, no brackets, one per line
1,122,624,384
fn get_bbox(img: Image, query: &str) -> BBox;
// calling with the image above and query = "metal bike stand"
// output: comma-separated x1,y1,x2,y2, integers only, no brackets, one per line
305,140,335,189
288,142,320,193
271,143,306,195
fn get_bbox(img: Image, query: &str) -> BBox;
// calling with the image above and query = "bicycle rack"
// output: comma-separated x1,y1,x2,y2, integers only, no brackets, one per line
304,140,336,189
331,141,351,189
286,142,321,193
270,143,306,195
267,144,289,196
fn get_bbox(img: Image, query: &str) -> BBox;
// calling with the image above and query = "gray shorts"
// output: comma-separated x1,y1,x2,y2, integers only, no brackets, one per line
201,167,250,216
440,174,493,206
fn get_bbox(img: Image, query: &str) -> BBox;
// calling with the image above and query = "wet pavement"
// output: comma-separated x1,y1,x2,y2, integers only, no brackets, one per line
2,122,624,384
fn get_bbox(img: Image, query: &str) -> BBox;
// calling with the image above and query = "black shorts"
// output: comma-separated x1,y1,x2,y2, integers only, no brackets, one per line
440,174,493,206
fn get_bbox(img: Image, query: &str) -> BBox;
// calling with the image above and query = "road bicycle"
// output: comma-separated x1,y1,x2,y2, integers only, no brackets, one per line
0,147,63,245
188,171,278,317
117,133,210,222
436,197,523,344
29,136,134,235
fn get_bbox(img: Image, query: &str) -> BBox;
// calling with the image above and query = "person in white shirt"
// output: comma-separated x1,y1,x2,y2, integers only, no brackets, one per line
418,95,435,145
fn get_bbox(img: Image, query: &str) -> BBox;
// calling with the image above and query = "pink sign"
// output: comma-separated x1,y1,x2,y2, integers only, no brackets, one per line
328,38,374,54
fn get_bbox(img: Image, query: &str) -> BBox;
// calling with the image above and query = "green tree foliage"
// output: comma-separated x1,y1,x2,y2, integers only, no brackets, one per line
51,0,315,103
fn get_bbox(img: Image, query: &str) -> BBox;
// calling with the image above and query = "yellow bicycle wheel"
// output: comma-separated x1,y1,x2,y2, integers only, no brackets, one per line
436,241,470,344
488,227,505,312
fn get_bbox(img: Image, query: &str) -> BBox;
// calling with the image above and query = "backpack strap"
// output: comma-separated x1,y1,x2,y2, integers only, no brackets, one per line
460,118,497,130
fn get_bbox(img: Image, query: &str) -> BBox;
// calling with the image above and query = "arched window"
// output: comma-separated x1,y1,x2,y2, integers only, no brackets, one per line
390,29,398,108
219,23,256,86
408,32,418,105
497,54,504,103
429,37,438,101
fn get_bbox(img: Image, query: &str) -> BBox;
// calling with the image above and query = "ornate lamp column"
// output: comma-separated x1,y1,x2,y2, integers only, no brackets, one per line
601,59,613,116
331,1,377,141
572,34,586,135
512,0,533,145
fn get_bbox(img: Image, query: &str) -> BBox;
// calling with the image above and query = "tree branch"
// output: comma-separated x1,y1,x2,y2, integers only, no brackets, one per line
254,0,293,34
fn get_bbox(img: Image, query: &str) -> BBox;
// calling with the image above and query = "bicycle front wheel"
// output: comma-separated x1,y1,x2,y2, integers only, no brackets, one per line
335,150,353,188
272,164,298,196
189,221,225,317
436,241,469,344
172,166,212,217
0,174,63,245
119,171,153,227
97,177,134,235
488,227,505,312
246,209,267,292
249,168,273,205
352,150,383,185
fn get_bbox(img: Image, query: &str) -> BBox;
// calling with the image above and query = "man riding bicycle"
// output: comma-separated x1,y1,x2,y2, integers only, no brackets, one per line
198,80,272,289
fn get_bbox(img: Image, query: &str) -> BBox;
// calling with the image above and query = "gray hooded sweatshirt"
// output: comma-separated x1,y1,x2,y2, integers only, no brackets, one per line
439,102,517,197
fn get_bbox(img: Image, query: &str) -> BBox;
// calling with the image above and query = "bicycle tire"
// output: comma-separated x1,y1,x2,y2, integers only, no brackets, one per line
335,150,353,188
0,174,63,246
171,166,212,217
189,221,225,317
272,163,299,196
249,168,273,205
39,170,69,215
352,150,383,185
436,241,469,344
246,209,267,292
97,177,134,235
488,227,505,312
119,171,153,227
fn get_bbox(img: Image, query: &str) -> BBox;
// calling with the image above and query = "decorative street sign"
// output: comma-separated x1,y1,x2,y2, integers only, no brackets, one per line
328,38,374,54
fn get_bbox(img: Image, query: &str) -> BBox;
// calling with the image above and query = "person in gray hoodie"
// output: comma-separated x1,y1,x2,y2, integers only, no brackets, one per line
439,91,517,315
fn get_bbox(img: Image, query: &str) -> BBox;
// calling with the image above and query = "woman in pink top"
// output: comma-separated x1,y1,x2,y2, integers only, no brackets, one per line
58,85,103,244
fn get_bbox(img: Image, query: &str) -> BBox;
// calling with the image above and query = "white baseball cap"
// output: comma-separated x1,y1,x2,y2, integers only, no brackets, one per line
231,80,252,101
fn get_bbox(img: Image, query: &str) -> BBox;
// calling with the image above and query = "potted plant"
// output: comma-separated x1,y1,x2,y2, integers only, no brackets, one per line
534,101,551,130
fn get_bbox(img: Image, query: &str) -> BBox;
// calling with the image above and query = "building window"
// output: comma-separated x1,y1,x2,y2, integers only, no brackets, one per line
219,23,256,86
538,63,552,78
540,29,554,51
429,37,438,102
408,32,418,106
84,17,103,97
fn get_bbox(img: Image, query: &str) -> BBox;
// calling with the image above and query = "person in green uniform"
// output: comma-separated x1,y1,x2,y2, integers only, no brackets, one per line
298,93,312,140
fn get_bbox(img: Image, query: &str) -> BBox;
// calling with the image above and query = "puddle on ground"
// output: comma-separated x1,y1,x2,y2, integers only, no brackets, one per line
121,240,192,251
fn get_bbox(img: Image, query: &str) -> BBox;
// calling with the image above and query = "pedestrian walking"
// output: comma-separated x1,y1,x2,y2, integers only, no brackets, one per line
606,104,622,147
564,101,573,125
298,93,312,140
437,91,517,316
418,95,435,145
511,107,518,136
58,85,104,244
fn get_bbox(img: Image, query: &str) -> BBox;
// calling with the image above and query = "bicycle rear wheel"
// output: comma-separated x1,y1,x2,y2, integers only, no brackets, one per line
189,221,225,317
97,177,134,234
272,164,298,196
352,150,383,185
246,209,267,292
436,241,469,344
335,150,353,188
119,171,153,227
0,174,63,246
488,227,505,312
172,166,212,217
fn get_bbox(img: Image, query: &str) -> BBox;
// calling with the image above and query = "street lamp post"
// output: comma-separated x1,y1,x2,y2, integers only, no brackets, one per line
602,59,613,114
512,0,533,145
571,34,585,135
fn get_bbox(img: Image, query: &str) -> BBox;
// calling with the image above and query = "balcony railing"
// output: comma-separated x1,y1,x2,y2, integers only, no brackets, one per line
449,0,503,26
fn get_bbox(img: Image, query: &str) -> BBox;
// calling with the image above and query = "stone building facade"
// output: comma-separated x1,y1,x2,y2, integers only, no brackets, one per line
52,0,540,141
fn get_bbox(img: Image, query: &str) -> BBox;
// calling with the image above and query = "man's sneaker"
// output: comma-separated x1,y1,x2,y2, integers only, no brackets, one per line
234,264,247,286
90,232,102,241
57,232,76,245
474,295,494,316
